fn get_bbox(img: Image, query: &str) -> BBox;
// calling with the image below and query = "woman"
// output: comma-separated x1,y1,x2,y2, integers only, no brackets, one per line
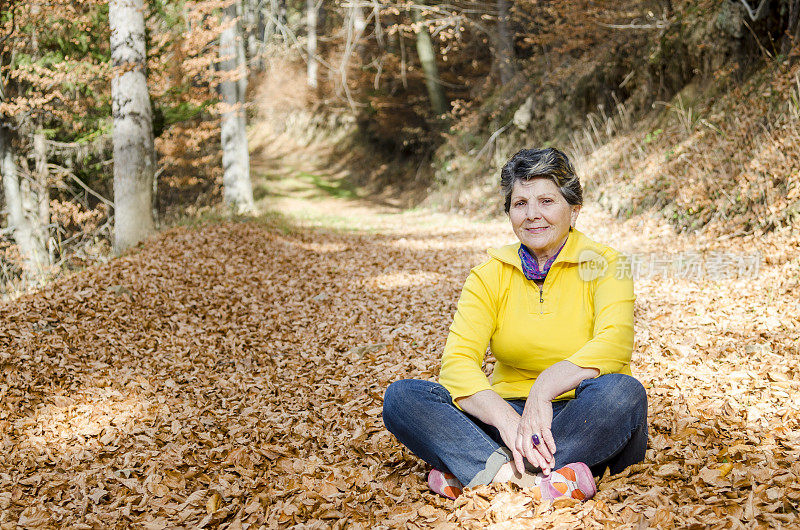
382,147,648,501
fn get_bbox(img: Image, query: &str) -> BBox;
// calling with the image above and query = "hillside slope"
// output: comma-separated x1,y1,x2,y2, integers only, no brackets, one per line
425,2,800,237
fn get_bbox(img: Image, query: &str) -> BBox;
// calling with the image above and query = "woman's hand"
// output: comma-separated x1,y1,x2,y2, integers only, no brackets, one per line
493,407,522,454
513,395,556,475
456,390,523,453
456,360,600,476
513,361,600,475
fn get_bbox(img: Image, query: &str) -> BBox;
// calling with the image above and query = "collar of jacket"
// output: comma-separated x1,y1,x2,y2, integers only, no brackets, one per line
486,228,607,274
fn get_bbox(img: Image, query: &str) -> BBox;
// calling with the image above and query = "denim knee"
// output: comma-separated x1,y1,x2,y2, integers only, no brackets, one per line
382,379,404,432
383,379,447,434
582,373,648,424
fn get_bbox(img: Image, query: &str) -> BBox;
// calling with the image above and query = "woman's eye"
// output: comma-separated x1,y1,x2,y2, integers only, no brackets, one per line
514,201,525,207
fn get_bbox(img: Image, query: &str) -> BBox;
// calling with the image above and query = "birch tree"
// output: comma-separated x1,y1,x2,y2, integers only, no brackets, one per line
31,131,51,264
110,0,156,254
495,0,515,85
350,3,369,61
219,0,255,213
1,127,49,279
0,12,50,280
412,7,447,115
243,0,266,70
307,0,319,89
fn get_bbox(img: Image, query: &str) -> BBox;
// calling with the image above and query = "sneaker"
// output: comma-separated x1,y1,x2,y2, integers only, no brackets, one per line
532,462,596,502
428,468,463,499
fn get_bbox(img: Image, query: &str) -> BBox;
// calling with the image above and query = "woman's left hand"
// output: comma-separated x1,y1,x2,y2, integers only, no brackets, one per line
513,361,600,476
514,394,557,475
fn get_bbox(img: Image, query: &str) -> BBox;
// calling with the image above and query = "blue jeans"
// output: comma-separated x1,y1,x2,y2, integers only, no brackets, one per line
383,374,648,488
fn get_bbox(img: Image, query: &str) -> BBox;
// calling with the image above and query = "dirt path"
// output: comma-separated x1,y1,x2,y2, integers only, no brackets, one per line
1,145,798,528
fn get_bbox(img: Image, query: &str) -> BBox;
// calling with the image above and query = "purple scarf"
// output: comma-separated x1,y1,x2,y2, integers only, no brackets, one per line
518,238,567,281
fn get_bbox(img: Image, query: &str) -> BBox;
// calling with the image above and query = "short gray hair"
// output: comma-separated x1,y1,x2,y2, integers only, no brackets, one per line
500,147,583,213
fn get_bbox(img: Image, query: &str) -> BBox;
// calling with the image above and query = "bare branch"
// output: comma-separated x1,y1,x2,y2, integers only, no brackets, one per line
596,20,669,30
260,10,334,71
739,0,769,21
48,163,115,209
476,119,512,159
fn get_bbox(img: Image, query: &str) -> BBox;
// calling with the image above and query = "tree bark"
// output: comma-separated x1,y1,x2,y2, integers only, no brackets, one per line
782,0,800,56
307,0,319,89
738,0,769,22
1,127,49,278
32,131,52,264
353,4,367,60
110,0,156,254
495,0,515,85
219,0,255,214
412,8,447,115
243,0,265,71
263,0,277,43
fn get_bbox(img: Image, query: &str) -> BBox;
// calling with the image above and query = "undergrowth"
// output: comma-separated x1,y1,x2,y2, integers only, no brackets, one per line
423,1,800,237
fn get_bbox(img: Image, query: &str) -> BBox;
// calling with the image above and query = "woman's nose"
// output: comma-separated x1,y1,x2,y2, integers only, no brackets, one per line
525,204,541,220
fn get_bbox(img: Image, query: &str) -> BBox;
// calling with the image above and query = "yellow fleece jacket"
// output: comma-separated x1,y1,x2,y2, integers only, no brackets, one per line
439,228,635,405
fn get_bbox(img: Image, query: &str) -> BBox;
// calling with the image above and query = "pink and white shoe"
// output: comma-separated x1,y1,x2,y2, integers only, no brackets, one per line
428,469,464,499
532,462,596,502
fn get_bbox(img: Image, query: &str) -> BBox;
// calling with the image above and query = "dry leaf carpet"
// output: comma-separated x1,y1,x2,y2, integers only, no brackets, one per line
1,206,799,528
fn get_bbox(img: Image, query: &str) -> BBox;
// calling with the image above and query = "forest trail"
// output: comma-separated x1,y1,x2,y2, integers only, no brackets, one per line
1,145,799,528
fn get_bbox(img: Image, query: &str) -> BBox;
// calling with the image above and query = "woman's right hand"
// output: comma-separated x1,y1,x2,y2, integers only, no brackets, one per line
457,390,551,477
456,390,525,464
494,407,523,454
495,407,554,479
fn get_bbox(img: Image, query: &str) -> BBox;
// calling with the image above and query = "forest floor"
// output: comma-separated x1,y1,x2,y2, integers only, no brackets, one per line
1,141,800,528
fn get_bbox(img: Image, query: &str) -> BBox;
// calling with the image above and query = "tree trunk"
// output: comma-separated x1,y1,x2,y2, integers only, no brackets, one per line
307,0,318,89
1,127,49,279
412,8,447,115
32,131,52,264
236,2,248,105
353,4,367,60
495,0,515,85
110,0,156,254
262,0,286,44
243,0,265,71
277,0,287,27
782,0,800,56
219,0,255,214
263,0,277,43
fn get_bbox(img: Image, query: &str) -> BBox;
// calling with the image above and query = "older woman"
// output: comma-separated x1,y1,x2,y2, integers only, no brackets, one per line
382,147,647,500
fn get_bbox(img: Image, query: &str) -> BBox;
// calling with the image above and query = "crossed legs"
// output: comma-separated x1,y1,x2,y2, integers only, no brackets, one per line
382,374,648,488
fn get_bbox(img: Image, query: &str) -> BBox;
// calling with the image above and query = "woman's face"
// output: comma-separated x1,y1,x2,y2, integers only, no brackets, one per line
509,178,580,259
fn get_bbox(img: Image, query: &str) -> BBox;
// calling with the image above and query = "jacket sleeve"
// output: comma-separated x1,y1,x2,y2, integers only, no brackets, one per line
439,262,500,405
565,253,635,375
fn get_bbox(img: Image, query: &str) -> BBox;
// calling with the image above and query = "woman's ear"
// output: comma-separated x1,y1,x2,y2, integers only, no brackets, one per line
570,205,581,227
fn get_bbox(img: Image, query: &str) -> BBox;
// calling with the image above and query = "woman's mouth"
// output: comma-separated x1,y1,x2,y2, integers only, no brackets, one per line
526,226,548,233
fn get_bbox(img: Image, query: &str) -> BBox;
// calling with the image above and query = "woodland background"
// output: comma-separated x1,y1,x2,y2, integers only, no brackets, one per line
1,0,799,528
1,0,799,291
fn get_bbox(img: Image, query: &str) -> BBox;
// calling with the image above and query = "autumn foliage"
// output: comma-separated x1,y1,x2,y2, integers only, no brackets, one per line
3,2,800,528
1,197,798,526
3,0,800,293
